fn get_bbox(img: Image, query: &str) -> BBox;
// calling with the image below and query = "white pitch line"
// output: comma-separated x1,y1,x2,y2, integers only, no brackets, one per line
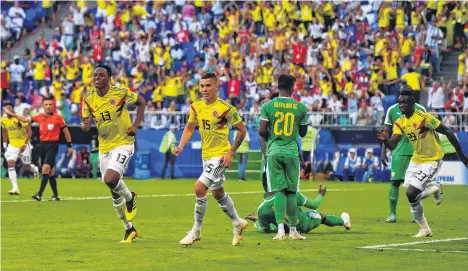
373,248,468,253
0,188,364,203
358,237,468,249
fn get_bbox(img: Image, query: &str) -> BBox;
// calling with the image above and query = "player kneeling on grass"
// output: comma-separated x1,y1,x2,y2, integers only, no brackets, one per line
173,72,249,246
81,65,144,243
246,184,351,234
1,102,39,195
377,86,468,237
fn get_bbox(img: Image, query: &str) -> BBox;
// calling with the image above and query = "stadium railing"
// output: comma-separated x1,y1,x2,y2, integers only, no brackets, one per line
129,111,468,131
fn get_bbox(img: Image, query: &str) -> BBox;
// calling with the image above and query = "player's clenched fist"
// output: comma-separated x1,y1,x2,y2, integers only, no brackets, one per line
376,129,388,141
173,146,183,156
222,151,234,168
127,125,138,136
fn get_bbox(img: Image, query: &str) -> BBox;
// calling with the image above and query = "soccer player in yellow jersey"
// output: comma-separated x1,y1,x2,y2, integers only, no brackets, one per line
1,103,39,195
173,72,249,246
81,65,145,243
378,86,468,237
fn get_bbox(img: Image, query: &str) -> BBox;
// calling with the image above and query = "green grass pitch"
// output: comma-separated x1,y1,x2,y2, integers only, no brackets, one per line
2,178,467,270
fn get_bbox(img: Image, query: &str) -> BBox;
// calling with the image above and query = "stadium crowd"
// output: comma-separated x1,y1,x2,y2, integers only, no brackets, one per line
1,0,468,130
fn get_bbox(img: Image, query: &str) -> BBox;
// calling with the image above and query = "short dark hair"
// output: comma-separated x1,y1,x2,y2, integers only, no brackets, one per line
201,72,217,80
400,84,414,96
43,96,54,102
96,64,112,77
278,74,296,90
3,102,13,107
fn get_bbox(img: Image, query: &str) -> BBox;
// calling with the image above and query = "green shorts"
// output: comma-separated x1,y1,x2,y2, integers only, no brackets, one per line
266,155,299,193
391,155,412,181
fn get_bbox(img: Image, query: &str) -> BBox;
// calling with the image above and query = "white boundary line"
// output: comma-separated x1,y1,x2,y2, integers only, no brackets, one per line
358,237,468,253
0,188,364,203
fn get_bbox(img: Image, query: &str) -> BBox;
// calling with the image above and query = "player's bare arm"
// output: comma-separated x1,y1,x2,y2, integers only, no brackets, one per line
2,107,31,123
223,121,246,168
377,129,401,150
62,127,73,154
127,94,145,136
259,119,269,162
299,124,307,137
173,122,197,156
21,125,32,153
381,124,392,167
2,126,7,150
435,124,468,167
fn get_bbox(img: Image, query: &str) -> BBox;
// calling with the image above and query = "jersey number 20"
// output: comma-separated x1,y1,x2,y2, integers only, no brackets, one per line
273,112,294,136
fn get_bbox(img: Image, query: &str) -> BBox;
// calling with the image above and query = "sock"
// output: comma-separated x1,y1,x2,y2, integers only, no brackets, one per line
277,223,285,234
111,179,132,202
410,202,429,230
286,194,298,227
29,164,39,174
324,215,344,226
193,196,207,230
112,196,133,230
217,193,240,223
418,185,440,200
8,167,18,190
389,184,399,216
38,174,49,196
49,175,58,197
274,192,286,224
290,226,298,234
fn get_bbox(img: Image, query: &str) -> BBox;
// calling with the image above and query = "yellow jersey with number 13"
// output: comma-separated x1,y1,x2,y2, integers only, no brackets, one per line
393,109,444,164
188,98,242,160
82,85,138,154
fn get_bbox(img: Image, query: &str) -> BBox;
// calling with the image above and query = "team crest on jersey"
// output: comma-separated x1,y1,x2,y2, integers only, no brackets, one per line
109,99,116,106
212,110,219,118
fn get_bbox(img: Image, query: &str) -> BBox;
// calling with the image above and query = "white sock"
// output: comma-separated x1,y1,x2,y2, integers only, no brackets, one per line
112,179,132,202
217,193,240,224
418,185,439,200
113,196,133,230
290,226,298,234
8,167,18,190
30,164,39,174
410,202,429,230
278,223,285,234
193,196,207,231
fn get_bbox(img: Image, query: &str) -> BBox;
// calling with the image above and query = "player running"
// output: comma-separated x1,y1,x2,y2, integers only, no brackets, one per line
378,87,468,237
173,72,249,246
81,64,145,243
382,86,427,223
246,184,351,234
258,75,308,240
3,97,73,201
1,102,39,195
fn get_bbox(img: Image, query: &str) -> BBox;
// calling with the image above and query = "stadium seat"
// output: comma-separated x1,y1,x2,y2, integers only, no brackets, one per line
24,19,35,32
373,148,382,157
383,95,397,112
26,9,36,22
35,6,45,20
357,148,366,157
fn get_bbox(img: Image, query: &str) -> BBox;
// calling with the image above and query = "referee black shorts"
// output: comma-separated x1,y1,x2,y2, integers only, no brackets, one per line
40,142,59,167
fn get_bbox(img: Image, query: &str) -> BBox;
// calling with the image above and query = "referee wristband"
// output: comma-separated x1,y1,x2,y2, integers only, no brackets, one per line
67,142,73,148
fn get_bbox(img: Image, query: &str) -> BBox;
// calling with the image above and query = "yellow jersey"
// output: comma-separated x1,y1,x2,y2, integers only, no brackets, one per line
81,62,93,84
188,98,242,160
82,85,138,154
1,116,28,148
458,54,466,75
393,109,444,164
401,72,421,91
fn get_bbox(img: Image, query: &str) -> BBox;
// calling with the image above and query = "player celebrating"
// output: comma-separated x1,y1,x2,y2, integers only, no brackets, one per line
173,72,249,246
246,185,351,234
3,97,73,201
1,102,39,195
81,64,145,243
258,75,308,240
382,88,426,223
378,88,468,237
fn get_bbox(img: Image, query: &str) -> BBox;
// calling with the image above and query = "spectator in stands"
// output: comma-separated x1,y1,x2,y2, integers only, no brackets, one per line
439,131,460,161
0,17,12,48
8,1,26,40
74,147,91,178
14,95,30,116
7,55,25,93
344,148,361,182
234,121,250,181
56,149,77,178
362,148,379,182
159,124,177,179
426,78,452,119
61,14,75,50
357,100,374,126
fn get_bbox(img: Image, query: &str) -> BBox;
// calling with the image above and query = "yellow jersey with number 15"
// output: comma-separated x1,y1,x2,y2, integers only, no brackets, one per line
1,116,28,148
393,109,444,164
188,98,242,160
82,85,138,154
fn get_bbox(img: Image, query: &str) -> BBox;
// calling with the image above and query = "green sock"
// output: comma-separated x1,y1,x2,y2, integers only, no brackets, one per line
324,215,344,227
286,194,298,227
389,184,399,216
274,191,286,224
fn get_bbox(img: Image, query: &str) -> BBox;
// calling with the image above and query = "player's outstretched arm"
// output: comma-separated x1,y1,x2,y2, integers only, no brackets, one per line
173,122,197,156
2,107,31,123
436,124,468,166
377,129,401,150
381,124,392,167
127,94,146,136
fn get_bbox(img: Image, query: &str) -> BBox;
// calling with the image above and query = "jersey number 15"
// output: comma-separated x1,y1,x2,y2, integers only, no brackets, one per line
273,112,294,136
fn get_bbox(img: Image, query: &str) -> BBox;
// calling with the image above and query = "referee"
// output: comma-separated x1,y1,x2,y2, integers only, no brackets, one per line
3,97,73,201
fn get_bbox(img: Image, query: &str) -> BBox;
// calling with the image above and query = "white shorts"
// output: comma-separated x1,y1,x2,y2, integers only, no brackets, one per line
403,160,442,191
4,143,32,164
199,157,226,190
99,145,134,180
